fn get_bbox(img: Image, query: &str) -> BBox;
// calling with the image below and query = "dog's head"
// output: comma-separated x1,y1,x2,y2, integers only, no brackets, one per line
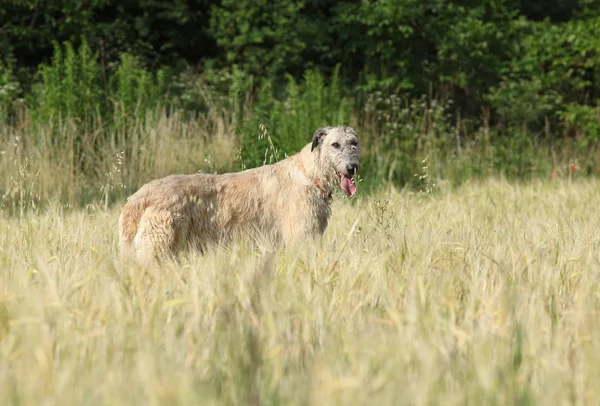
311,125,361,197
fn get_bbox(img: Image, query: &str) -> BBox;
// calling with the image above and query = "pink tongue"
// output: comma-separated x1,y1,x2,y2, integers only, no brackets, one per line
340,175,357,197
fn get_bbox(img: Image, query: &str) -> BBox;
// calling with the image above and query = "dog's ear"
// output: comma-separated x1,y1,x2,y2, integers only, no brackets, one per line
311,127,330,152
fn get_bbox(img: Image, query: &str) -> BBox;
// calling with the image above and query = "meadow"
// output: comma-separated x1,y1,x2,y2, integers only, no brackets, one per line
2,49,600,404
2,170,600,404
3,3,600,403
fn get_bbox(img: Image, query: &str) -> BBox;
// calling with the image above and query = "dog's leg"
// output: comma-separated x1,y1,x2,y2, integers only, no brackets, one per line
133,207,182,262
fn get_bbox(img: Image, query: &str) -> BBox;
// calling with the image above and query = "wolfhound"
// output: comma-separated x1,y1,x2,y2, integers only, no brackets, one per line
118,125,360,261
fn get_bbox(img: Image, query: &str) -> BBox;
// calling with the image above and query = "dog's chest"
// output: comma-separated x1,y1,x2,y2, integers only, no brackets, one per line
306,195,331,235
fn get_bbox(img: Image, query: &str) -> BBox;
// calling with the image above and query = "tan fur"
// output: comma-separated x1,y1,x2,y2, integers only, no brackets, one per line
118,126,360,261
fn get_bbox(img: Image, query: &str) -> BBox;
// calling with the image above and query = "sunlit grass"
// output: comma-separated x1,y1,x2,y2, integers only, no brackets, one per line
2,178,600,405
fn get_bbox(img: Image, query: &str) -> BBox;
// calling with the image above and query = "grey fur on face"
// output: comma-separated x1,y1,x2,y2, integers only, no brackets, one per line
313,125,361,183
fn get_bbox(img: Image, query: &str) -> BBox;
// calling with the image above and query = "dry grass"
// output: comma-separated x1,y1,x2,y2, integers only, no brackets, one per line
0,109,238,212
1,177,600,405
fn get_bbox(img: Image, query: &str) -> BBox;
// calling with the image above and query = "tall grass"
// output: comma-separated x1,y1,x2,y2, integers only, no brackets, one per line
0,106,237,213
2,179,600,404
2,41,600,213
3,40,600,406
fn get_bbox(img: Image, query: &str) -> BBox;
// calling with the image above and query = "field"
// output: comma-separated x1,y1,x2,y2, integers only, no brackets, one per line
2,176,600,405
3,2,600,404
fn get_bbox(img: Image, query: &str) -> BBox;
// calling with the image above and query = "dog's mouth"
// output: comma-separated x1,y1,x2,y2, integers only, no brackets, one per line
337,171,357,197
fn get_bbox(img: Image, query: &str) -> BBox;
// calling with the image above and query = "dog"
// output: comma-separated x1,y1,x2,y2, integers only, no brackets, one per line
118,125,360,261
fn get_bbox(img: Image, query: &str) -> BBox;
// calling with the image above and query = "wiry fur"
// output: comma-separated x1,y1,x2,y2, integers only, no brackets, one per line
118,125,360,261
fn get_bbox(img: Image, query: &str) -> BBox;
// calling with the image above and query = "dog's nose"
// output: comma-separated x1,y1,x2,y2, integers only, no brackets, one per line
346,163,358,176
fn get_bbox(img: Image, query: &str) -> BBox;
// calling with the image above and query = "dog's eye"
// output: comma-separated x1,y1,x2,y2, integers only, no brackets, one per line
331,142,340,149
350,140,358,147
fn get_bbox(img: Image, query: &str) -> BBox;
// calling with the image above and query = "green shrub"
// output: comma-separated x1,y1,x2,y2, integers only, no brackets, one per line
21,40,172,174
110,53,169,139
209,0,306,78
558,103,600,145
238,67,350,169
489,16,600,131
30,40,102,134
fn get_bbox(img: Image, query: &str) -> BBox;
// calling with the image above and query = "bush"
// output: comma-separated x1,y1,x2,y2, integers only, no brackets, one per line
22,40,172,173
489,16,600,131
209,0,306,78
559,103,600,144
238,67,350,169
30,40,103,133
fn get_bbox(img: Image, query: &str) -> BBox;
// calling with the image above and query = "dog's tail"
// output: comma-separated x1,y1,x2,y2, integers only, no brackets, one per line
118,197,149,253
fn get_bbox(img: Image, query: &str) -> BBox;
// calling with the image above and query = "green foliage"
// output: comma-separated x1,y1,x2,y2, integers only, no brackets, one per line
332,0,420,91
31,40,102,132
359,93,459,189
491,16,600,130
3,0,600,191
111,53,169,136
331,0,522,104
238,67,350,169
30,40,169,123
3,0,600,136
558,103,600,144
0,1,110,58
23,40,171,174
433,0,520,94
487,78,562,129
0,0,215,74
209,0,306,77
